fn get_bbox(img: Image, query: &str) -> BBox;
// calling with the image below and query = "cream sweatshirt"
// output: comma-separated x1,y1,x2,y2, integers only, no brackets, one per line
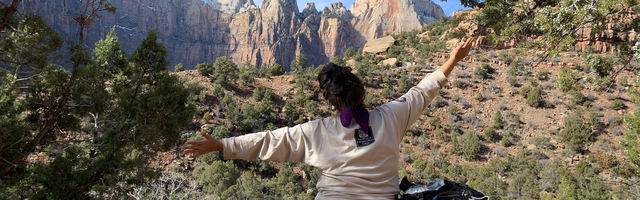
221,70,449,199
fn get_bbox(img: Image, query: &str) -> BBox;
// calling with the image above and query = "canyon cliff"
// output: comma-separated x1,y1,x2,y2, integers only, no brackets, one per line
351,0,445,39
31,0,444,68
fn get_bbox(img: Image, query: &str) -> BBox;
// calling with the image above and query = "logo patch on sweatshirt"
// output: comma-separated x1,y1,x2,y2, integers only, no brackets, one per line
355,127,375,147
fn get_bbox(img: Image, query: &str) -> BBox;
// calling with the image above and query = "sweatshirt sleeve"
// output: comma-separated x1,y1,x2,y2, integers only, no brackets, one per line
379,69,448,139
220,122,315,163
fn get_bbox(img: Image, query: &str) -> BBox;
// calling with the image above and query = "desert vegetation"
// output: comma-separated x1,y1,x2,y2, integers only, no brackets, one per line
1,0,640,199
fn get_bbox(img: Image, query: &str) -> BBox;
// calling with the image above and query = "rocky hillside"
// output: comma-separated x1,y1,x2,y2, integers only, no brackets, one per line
156,9,639,199
30,0,444,68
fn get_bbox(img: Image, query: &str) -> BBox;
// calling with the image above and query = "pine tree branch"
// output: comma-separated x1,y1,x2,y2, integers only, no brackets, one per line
0,156,16,167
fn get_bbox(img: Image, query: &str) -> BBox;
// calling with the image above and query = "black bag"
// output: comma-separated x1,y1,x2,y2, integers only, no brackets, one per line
397,177,489,200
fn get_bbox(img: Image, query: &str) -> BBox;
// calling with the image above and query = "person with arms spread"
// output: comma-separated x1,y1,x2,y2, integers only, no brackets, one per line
183,37,475,199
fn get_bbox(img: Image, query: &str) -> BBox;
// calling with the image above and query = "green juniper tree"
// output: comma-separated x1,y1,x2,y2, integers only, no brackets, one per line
212,56,239,87
344,47,357,59
493,111,506,129
291,54,309,74
399,70,413,93
239,61,259,85
174,63,185,72
196,62,213,76
270,63,286,76
559,111,592,153
0,2,195,198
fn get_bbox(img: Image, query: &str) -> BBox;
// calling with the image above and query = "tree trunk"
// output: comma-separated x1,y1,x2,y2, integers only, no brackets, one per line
0,0,22,38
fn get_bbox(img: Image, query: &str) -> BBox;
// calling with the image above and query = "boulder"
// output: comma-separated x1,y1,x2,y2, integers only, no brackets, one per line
382,58,398,66
363,36,396,54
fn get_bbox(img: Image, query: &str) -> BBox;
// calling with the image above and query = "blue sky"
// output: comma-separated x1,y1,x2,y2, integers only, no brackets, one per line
253,0,470,16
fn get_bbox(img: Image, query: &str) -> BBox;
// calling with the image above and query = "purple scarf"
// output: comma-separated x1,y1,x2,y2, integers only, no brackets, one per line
340,104,369,133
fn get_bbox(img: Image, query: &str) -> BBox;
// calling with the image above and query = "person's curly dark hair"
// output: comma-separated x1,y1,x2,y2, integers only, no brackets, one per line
317,62,365,110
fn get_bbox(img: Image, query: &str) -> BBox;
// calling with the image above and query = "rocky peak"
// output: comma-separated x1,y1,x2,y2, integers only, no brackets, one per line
301,2,318,18
350,0,383,17
201,0,256,15
261,0,299,15
412,0,445,23
321,2,351,19
350,0,445,39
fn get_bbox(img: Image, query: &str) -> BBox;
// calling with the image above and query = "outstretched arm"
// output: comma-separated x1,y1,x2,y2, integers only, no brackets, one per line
183,122,313,162
440,37,474,77
381,37,474,139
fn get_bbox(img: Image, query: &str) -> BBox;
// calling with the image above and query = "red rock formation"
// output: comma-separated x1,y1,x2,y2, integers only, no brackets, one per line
448,8,637,52
575,13,638,53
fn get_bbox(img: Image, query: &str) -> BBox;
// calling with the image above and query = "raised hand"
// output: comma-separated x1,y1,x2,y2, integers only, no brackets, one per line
449,37,474,64
182,132,223,158
440,37,475,77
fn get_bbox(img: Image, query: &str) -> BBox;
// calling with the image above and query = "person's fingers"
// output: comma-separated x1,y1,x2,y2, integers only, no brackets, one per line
183,142,203,149
462,37,471,48
186,139,208,146
184,149,198,155
463,38,472,48
201,132,215,141
467,37,475,47
183,146,200,152
185,140,205,145
182,143,199,149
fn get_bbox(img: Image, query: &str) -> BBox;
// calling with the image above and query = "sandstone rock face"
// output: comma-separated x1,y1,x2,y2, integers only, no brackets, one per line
227,0,362,68
32,0,234,68
316,3,363,59
32,0,443,68
201,0,256,15
351,0,445,39
575,13,638,53
229,0,303,67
